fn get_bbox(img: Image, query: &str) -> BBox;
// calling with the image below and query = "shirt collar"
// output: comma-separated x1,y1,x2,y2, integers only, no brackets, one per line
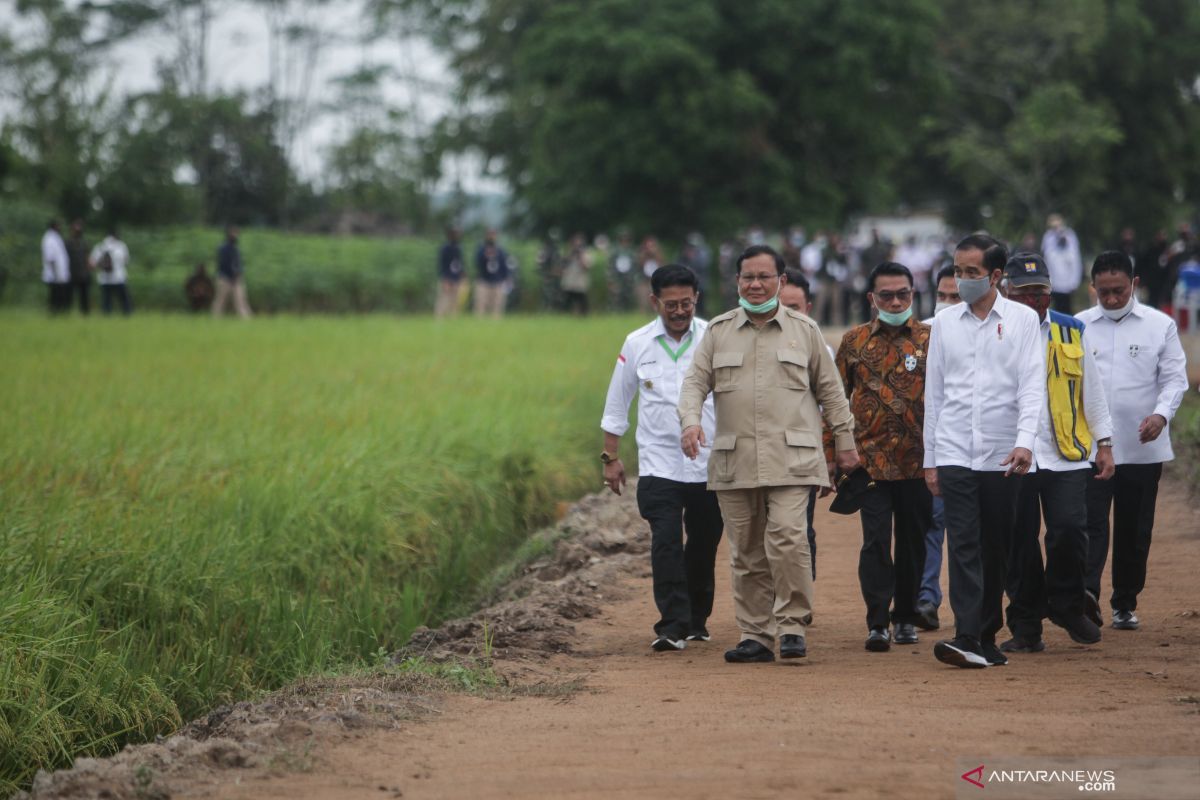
957,292,1009,321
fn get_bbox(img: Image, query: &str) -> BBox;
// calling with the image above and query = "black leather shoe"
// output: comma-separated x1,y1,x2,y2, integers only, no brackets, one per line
1048,612,1102,644
865,627,891,652
914,601,940,631
981,641,1008,666
999,635,1045,654
1084,590,1103,627
780,634,807,659
724,639,775,663
1111,610,1139,630
933,636,988,668
893,623,918,645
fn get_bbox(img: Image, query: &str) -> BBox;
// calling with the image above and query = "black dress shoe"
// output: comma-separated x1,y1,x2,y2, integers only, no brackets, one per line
934,636,988,668
914,601,940,631
999,635,1045,654
893,623,918,645
1084,590,1103,627
724,639,775,663
1048,612,1102,645
865,627,891,652
780,634,807,659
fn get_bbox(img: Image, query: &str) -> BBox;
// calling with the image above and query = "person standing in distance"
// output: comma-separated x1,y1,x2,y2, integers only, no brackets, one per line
679,245,858,663
999,252,1114,654
435,227,465,317
1077,251,1188,631
923,235,1045,668
1041,214,1084,314
213,225,252,318
601,265,723,652
42,219,71,314
914,265,963,631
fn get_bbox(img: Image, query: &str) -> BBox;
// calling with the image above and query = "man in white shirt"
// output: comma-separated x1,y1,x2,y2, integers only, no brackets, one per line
601,264,722,652
1077,251,1189,631
923,234,1045,668
89,227,133,315
998,253,1115,655
1041,214,1083,314
41,219,71,314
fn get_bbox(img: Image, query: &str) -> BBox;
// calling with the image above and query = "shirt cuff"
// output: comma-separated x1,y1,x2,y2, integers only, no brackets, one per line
834,431,856,452
679,413,702,430
600,419,628,437
1090,422,1114,441
1152,404,1175,423
1015,431,1036,452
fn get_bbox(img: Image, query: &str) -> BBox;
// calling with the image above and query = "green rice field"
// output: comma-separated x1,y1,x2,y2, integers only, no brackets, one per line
0,311,641,792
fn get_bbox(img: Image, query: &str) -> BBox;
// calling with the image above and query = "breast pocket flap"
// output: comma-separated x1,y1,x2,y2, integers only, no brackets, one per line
777,349,808,368
712,434,738,451
713,352,744,369
785,429,818,448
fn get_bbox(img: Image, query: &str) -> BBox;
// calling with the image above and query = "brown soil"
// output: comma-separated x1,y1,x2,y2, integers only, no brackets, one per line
21,474,1200,800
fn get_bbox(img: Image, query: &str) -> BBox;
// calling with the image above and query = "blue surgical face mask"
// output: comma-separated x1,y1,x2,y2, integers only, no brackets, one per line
738,283,781,314
956,275,992,304
875,303,913,326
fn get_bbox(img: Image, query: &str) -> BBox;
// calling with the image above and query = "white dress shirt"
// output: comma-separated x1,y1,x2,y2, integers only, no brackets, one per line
601,317,716,483
41,229,70,284
1075,300,1189,464
924,294,1046,471
89,237,130,285
1041,227,1083,293
1033,315,1113,472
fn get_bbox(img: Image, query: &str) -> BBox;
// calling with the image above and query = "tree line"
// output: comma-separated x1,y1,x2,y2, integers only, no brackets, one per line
2,0,1198,246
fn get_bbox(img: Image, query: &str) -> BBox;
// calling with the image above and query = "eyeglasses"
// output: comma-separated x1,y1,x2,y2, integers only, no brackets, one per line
873,289,912,303
737,273,780,285
659,299,696,313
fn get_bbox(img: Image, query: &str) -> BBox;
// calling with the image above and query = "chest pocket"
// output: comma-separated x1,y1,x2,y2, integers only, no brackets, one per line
636,362,665,401
713,351,744,392
1051,341,1084,378
777,349,809,391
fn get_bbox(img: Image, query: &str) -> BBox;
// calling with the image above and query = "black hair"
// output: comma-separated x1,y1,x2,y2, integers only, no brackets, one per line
735,244,785,275
935,264,955,286
651,263,699,294
1091,250,1134,280
783,268,810,297
955,233,1008,273
868,261,914,292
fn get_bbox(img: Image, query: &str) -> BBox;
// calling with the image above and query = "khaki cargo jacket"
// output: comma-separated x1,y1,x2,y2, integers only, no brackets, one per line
678,306,855,491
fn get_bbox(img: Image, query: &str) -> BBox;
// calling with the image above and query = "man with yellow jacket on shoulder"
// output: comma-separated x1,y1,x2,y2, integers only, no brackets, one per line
1000,252,1114,655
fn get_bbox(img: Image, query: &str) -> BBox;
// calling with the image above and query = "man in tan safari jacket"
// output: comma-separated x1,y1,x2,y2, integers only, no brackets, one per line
679,245,859,663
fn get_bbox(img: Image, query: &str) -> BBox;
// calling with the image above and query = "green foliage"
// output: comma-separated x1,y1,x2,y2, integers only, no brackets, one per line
0,311,640,792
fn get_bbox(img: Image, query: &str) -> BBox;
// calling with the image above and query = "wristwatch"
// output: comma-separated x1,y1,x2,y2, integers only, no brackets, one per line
1096,438,1113,448
600,451,617,464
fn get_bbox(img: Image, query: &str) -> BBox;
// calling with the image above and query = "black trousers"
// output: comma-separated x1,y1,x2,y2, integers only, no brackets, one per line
47,282,72,313
101,283,133,315
858,478,933,629
939,467,1021,643
72,278,91,314
636,476,724,639
1085,462,1163,612
1005,468,1089,639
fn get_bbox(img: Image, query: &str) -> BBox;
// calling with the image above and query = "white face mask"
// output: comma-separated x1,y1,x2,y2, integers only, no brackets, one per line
1100,295,1135,320
934,301,957,316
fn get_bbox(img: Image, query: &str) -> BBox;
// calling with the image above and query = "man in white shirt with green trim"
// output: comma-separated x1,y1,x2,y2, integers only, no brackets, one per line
601,264,721,652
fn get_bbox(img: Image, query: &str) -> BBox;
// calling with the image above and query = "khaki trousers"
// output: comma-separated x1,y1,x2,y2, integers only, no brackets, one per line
717,486,813,646
474,281,506,317
436,279,462,317
212,276,252,318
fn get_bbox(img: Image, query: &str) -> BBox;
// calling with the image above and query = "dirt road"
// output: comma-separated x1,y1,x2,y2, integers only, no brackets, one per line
137,471,1195,800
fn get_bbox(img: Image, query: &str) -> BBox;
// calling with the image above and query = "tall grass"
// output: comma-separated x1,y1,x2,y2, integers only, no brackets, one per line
0,311,643,792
